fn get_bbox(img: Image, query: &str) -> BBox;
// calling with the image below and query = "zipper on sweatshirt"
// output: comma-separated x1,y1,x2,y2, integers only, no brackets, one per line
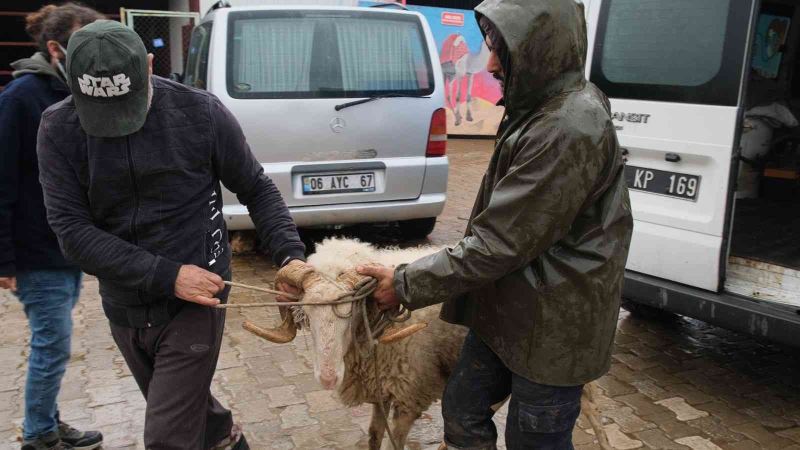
125,136,147,320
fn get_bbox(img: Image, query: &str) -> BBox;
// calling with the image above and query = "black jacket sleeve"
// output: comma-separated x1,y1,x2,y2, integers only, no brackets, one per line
209,97,306,266
0,96,22,277
37,114,181,301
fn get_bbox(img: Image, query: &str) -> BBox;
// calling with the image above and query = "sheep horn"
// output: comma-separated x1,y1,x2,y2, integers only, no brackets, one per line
242,307,297,344
336,269,428,344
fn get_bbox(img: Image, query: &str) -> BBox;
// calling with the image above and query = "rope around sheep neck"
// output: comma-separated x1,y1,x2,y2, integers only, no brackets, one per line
221,277,405,450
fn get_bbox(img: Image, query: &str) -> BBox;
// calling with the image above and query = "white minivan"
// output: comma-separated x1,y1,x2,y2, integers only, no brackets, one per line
182,3,448,239
584,0,800,345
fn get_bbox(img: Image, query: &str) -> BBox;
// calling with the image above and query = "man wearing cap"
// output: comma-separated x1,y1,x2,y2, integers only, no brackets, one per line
37,20,308,449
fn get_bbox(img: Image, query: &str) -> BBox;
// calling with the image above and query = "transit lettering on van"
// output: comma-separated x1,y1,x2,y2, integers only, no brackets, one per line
611,111,651,124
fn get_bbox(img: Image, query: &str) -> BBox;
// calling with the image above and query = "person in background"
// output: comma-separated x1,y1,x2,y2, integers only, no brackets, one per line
0,4,105,450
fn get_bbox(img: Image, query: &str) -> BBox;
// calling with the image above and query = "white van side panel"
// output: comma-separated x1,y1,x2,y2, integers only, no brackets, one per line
628,222,722,290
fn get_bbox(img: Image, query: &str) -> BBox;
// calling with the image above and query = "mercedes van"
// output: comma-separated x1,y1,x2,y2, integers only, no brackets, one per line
182,3,448,239
583,0,800,345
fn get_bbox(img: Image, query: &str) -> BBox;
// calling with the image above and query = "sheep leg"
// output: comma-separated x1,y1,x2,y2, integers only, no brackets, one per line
389,407,421,450
369,402,390,450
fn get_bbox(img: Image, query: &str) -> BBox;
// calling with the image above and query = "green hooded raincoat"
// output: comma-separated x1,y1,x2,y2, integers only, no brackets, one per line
394,0,634,386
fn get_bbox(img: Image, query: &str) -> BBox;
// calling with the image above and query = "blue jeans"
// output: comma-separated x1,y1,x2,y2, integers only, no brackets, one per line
15,269,82,440
442,332,583,450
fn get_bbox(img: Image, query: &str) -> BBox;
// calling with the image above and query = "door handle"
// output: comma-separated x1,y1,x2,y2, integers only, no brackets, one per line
665,153,681,163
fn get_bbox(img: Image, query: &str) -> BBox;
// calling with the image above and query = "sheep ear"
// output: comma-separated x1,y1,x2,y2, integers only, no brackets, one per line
243,314,297,344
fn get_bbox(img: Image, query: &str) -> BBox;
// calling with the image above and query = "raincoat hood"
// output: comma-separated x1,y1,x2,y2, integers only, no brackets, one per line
11,52,62,81
476,0,587,115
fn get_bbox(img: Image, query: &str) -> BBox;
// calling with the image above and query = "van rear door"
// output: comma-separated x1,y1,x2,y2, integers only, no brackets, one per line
587,0,757,291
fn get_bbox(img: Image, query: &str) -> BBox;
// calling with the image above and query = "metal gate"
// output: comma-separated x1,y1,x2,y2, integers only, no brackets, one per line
121,9,201,78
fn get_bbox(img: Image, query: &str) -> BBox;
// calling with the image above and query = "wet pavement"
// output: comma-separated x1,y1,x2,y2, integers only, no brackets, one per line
1,140,800,449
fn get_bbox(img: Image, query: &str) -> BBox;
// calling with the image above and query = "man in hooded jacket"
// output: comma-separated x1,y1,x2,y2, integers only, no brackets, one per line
357,0,633,448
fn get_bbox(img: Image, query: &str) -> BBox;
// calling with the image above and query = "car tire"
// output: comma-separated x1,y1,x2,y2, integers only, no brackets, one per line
398,217,437,240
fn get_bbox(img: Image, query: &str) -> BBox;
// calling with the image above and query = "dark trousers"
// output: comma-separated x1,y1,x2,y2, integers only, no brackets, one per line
442,331,583,450
110,302,233,450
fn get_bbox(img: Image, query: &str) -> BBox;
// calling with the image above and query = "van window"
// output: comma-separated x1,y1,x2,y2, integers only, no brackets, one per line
185,22,212,90
226,10,434,99
590,0,752,106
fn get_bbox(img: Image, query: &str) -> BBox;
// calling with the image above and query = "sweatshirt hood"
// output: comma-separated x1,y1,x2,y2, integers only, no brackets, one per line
11,52,62,80
475,0,588,116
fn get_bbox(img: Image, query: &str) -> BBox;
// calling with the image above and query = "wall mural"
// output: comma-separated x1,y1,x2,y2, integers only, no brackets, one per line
362,2,504,136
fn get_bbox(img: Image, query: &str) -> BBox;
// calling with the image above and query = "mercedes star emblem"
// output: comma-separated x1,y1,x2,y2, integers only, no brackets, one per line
330,117,347,133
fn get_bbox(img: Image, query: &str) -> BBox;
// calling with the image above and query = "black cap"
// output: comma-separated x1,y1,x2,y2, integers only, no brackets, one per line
66,20,149,137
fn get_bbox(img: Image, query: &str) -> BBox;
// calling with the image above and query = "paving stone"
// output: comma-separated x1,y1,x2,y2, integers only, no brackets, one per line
633,428,690,450
659,420,703,441
573,427,597,446
614,353,660,371
685,416,745,444
306,390,341,413
596,375,637,397
265,386,305,408
630,380,670,402
729,422,795,449
88,402,131,428
280,404,318,429
778,428,800,444
674,436,722,450
602,423,643,449
656,398,709,422
697,402,751,427
617,393,673,417
575,444,602,450
234,399,277,424
663,384,715,406
279,360,312,378
644,367,683,387
603,406,656,433
724,440,763,450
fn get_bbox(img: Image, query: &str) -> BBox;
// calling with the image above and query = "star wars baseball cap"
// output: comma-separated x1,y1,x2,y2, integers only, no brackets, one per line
66,20,149,137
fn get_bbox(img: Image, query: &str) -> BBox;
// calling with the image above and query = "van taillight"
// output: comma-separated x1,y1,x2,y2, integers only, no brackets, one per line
426,108,447,157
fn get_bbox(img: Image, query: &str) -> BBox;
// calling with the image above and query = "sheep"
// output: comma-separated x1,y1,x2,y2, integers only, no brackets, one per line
243,237,610,450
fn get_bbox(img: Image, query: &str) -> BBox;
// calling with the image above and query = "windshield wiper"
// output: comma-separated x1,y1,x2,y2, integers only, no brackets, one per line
334,93,430,111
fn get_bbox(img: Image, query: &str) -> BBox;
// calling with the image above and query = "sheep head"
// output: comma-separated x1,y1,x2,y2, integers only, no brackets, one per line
243,262,353,390
242,241,428,391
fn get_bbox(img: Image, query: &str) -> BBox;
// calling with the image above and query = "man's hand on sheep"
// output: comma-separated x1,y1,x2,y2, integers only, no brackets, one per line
356,264,400,311
275,259,314,302
174,264,225,307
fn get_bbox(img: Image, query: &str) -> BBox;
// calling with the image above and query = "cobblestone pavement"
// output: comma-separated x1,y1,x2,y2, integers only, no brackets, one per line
2,140,800,450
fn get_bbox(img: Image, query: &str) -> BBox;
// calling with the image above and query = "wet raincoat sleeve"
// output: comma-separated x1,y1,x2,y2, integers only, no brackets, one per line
394,117,610,310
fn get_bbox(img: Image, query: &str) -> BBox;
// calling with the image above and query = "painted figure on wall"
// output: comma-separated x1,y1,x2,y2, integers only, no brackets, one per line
361,1,505,135
441,34,492,126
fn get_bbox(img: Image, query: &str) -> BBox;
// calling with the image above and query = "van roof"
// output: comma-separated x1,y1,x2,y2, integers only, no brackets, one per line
204,5,422,21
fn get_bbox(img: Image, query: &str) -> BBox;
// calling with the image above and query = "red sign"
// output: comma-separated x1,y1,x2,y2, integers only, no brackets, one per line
441,12,465,27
